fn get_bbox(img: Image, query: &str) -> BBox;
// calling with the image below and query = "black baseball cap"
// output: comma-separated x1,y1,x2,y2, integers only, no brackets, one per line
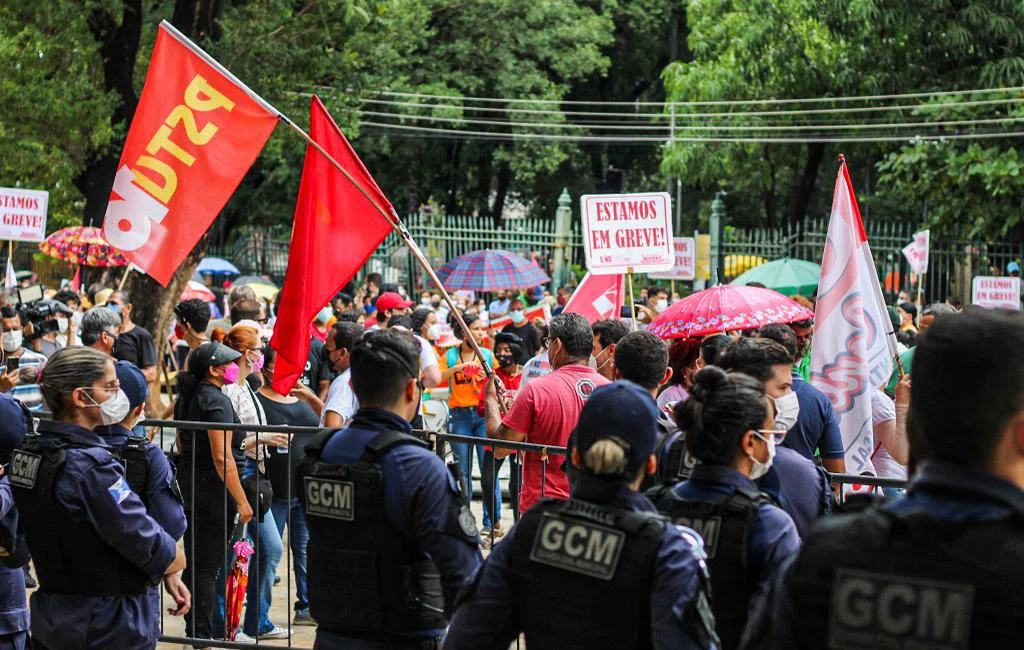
189,341,241,379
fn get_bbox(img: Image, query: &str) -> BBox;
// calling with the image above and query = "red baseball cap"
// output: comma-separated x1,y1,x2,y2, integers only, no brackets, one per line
376,291,413,312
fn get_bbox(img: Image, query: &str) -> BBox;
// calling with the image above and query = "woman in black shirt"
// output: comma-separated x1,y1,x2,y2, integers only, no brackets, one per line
175,341,252,642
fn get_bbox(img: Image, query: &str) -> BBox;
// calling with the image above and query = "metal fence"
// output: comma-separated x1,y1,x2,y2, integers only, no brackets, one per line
135,418,905,649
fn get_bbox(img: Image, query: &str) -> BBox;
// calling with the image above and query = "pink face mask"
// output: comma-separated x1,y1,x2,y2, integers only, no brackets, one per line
251,353,265,372
222,362,240,384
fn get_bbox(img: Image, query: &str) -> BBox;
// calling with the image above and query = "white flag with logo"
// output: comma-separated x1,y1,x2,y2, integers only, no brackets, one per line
901,229,929,275
811,158,898,477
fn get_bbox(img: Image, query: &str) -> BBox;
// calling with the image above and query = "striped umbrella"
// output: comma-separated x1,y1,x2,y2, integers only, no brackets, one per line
435,249,551,291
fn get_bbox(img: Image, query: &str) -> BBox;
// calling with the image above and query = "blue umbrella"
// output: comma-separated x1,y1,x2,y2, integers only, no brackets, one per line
197,256,240,275
436,249,551,291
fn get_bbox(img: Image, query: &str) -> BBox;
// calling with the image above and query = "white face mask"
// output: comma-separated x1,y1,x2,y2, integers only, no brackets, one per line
510,310,526,325
588,349,610,372
421,297,432,306
57,317,69,333
2,331,22,353
426,324,442,340
748,432,776,479
83,388,131,426
772,391,800,432
655,299,668,312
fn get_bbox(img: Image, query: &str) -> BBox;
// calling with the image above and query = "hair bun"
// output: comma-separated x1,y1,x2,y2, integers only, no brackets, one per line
210,327,226,343
690,366,728,402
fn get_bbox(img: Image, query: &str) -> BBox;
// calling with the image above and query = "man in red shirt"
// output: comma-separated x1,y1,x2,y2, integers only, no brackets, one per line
486,313,609,513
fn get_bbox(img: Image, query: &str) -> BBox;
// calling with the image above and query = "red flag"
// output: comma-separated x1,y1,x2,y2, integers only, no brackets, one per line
271,96,394,394
100,21,279,285
563,272,625,323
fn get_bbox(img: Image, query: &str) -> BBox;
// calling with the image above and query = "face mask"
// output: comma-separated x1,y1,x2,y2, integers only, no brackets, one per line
748,433,776,480
656,299,668,312
510,310,526,324
772,391,800,432
421,297,432,306
72,311,83,327
83,388,131,426
174,323,185,339
251,353,265,372
496,354,514,368
426,324,442,340
364,304,375,315
2,331,22,353
223,362,240,384
57,318,68,333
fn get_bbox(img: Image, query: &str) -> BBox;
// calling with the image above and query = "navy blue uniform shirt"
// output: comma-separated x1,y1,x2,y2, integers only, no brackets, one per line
443,475,718,650
27,420,177,650
757,445,832,537
785,375,844,460
0,478,27,647
740,460,1024,650
314,408,483,649
672,464,801,613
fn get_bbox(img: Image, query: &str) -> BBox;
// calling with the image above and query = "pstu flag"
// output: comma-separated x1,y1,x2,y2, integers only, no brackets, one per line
270,96,395,394
810,157,897,477
901,229,930,275
101,21,279,286
563,272,625,323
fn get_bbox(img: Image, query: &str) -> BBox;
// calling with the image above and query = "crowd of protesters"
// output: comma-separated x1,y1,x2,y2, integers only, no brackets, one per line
0,264,1019,649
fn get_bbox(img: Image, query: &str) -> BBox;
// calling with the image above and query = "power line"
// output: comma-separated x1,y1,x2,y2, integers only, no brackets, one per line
359,120,1024,143
371,85,1024,107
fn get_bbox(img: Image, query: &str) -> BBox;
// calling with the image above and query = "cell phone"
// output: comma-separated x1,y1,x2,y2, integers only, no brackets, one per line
6,357,18,374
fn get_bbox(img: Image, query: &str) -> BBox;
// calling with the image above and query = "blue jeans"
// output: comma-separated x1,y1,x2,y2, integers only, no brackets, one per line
448,406,500,528
213,461,284,637
270,497,309,612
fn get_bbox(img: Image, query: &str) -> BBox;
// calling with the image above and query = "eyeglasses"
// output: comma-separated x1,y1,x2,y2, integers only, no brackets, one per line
755,429,788,445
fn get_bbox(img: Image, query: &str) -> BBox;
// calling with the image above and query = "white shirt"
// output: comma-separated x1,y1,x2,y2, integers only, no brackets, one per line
415,334,439,372
870,389,906,480
518,351,552,393
223,381,270,466
322,368,358,426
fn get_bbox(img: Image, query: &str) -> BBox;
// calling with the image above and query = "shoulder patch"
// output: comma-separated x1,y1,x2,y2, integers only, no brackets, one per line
575,378,596,401
108,477,132,504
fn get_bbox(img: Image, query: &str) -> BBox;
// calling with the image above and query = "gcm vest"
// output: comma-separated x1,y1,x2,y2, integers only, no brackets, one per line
9,435,151,595
298,429,447,641
506,498,666,650
111,435,150,507
654,485,773,650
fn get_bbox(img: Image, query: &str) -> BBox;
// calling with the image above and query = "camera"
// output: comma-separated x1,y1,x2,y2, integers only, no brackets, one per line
16,284,65,341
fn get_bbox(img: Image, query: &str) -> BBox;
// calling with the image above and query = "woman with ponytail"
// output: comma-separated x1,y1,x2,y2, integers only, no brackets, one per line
445,381,718,650
654,366,799,650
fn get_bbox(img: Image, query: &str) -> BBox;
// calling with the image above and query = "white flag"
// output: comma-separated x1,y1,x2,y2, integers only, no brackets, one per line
811,159,898,476
4,258,15,290
901,229,930,275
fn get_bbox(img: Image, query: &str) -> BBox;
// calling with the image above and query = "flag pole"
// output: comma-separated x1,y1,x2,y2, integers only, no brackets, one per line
626,268,637,331
278,114,499,385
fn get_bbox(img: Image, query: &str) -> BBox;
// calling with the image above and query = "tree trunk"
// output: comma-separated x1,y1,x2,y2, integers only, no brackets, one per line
444,142,463,214
788,143,826,224
763,148,777,229
491,163,512,227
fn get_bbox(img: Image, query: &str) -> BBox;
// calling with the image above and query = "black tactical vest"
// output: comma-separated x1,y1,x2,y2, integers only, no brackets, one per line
648,417,699,490
789,504,1024,650
111,436,150,507
506,498,666,650
297,429,448,641
9,434,151,595
654,485,773,650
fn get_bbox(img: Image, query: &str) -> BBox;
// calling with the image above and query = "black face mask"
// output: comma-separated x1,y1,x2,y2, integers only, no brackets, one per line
496,354,514,368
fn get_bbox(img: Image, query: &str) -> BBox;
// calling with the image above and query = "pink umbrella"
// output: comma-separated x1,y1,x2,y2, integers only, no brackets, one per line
648,285,815,339
224,527,254,641
180,280,215,302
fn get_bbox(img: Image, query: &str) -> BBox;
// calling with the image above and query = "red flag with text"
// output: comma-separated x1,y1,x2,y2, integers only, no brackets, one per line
271,96,394,394
563,272,625,323
101,22,279,285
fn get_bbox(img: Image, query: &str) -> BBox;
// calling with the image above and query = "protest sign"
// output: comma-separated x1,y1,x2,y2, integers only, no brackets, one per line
649,237,696,280
0,188,48,242
972,276,1021,310
580,192,673,275
901,229,929,275
489,303,551,330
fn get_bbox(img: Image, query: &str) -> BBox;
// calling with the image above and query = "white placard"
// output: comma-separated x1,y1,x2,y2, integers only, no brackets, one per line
649,237,695,280
0,188,48,243
972,276,1021,310
901,229,929,275
580,192,673,275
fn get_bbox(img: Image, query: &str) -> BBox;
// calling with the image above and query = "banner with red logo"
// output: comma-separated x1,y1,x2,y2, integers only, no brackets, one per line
101,21,279,286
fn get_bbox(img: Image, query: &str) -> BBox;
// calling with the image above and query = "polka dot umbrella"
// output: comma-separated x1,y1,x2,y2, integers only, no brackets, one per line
38,226,128,267
648,284,815,339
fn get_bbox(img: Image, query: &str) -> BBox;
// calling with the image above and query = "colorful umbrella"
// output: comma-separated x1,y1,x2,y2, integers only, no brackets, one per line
181,280,215,302
224,526,254,641
233,276,280,301
723,255,768,279
731,257,821,296
38,226,128,267
436,249,551,291
648,284,815,339
196,256,240,275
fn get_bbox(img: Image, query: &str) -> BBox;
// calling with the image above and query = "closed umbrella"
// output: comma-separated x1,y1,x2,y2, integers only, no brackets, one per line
648,284,815,339
731,258,821,296
224,525,254,641
436,249,551,291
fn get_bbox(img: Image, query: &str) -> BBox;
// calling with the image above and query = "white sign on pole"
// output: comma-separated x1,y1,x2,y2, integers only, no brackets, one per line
900,229,929,275
972,276,1021,310
649,237,696,280
580,192,673,275
0,188,48,243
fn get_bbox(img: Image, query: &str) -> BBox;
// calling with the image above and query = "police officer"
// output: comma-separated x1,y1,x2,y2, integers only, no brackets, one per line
298,328,482,649
9,347,189,650
0,392,35,649
96,361,188,636
445,381,719,650
741,308,1024,650
653,367,799,650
